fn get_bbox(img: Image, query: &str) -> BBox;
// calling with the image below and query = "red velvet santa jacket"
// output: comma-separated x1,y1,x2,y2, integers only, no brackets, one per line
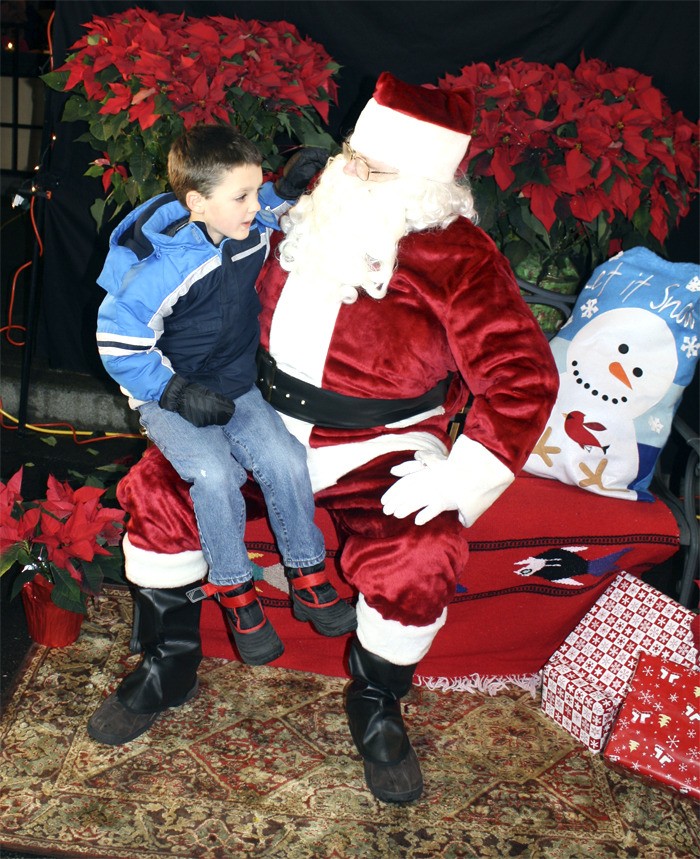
257,217,559,526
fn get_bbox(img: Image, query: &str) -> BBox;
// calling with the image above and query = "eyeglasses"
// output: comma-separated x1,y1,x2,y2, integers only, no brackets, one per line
342,142,398,182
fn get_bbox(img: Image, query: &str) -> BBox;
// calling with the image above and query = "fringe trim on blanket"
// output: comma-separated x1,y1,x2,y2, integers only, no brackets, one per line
414,671,542,697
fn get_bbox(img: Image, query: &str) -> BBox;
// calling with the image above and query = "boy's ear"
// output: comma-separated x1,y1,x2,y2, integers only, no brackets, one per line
185,189,205,214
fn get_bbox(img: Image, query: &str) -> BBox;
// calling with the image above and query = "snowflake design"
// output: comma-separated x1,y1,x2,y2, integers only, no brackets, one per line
653,701,664,711
686,275,700,292
667,734,680,750
679,763,688,772
642,664,655,676
688,747,700,760
669,693,678,703
639,690,654,704
648,416,664,434
580,298,599,319
681,334,699,358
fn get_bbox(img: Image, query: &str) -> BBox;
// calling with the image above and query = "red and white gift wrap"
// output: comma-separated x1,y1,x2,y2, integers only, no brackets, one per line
541,572,698,752
603,652,700,800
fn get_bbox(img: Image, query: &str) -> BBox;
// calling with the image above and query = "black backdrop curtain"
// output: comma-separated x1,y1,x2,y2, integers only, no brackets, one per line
38,0,699,376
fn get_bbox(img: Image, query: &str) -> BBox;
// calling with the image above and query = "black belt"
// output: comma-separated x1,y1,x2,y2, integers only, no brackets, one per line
256,347,451,429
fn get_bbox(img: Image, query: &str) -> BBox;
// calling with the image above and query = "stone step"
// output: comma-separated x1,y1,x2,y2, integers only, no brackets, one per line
1,350,141,435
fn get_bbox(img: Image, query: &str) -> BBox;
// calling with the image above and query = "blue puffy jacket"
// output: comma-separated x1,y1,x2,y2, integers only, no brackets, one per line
96,186,288,407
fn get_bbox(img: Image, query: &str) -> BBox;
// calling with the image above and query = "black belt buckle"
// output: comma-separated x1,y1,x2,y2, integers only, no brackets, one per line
256,347,277,402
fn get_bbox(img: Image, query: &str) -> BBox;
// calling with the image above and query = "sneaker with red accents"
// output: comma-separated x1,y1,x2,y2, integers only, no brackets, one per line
187,580,283,665
285,562,357,636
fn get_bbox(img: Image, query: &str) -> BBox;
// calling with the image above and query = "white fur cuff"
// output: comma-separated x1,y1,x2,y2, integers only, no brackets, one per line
356,595,447,665
122,533,208,588
452,435,515,527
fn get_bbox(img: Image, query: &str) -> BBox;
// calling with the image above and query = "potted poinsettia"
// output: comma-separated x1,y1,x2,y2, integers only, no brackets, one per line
0,468,126,646
41,7,340,228
438,55,699,330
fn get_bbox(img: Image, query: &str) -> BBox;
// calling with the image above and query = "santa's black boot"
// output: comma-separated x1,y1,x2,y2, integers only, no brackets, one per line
87,584,202,745
285,562,357,636
345,639,423,803
187,580,284,665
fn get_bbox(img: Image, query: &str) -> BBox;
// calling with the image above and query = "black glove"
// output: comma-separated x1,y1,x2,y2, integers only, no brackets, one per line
159,375,235,427
274,147,330,200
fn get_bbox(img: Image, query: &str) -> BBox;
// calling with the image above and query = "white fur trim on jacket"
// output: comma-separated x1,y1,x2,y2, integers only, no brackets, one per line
356,595,448,665
122,533,207,588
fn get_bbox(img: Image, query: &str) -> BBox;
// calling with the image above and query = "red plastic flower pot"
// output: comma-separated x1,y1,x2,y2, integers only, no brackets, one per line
20,576,83,647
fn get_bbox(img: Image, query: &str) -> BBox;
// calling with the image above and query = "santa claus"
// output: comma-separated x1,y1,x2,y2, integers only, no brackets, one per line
88,73,559,803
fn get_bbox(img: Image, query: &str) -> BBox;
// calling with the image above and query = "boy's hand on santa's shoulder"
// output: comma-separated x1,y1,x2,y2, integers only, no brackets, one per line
159,375,235,427
274,147,330,200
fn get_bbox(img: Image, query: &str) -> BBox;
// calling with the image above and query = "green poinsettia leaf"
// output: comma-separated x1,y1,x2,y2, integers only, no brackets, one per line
0,545,34,576
83,474,108,489
88,116,112,144
9,565,43,600
90,198,108,232
129,150,154,184
40,69,70,91
519,203,551,243
79,560,105,597
100,112,130,141
62,96,90,125
84,553,125,586
632,205,652,237
50,567,87,614
95,462,129,474
288,122,336,151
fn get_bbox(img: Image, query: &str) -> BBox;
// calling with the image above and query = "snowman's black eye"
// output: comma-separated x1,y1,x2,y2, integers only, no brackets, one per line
633,367,643,378
618,344,629,354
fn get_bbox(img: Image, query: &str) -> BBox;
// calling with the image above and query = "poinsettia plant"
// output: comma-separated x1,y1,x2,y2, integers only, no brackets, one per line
41,7,340,229
439,56,699,292
0,468,126,614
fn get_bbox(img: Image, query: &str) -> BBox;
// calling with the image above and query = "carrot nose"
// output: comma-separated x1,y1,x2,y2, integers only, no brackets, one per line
609,361,632,388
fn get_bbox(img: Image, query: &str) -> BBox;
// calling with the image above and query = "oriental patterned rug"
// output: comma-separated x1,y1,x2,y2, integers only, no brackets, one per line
1,589,698,859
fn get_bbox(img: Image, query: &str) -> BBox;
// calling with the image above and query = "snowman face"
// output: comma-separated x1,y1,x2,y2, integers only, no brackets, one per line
564,308,677,419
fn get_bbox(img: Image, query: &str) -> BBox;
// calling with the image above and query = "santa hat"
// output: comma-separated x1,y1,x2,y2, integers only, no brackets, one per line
349,72,474,183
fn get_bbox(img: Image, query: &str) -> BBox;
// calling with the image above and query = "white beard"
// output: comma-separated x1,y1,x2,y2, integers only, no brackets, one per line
277,157,409,303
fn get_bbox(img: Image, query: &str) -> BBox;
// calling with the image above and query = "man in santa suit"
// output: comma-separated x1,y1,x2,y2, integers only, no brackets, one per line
88,73,559,803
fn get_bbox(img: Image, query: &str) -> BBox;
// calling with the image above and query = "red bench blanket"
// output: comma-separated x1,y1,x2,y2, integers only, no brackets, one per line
118,446,679,686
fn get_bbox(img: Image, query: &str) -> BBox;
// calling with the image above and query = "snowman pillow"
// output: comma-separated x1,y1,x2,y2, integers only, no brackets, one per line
524,247,700,501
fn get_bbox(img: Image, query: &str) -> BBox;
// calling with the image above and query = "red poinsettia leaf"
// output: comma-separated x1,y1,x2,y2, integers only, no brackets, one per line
569,189,606,222
184,19,221,45
564,148,593,190
74,484,106,504
0,467,24,506
633,84,665,121
492,147,517,191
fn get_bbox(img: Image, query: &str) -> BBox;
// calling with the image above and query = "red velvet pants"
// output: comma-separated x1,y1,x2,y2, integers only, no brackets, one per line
118,446,470,627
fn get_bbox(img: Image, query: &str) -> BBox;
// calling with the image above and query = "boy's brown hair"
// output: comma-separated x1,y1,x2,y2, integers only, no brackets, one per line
168,124,263,207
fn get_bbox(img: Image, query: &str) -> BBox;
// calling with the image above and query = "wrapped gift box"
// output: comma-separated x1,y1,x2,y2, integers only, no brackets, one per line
541,572,698,752
603,651,700,800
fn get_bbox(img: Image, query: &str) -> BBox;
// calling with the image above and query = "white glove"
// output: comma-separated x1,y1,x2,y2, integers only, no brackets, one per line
381,435,515,527
381,449,457,526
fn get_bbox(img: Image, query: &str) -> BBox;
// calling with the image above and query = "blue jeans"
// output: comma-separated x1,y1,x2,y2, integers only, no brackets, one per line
137,385,325,586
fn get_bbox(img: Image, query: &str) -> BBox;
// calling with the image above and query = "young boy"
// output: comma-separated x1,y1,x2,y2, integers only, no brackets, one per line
96,125,355,666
